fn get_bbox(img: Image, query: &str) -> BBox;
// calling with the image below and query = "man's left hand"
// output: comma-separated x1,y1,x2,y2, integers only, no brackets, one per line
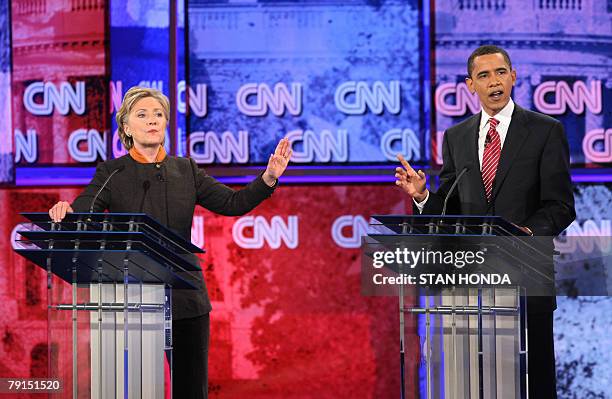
263,137,292,186
517,225,533,236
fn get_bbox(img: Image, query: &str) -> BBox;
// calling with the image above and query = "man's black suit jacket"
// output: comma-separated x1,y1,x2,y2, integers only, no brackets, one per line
71,154,276,319
419,104,575,311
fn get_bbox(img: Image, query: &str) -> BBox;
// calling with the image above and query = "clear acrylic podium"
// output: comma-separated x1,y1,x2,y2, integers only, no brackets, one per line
14,213,204,399
368,215,554,399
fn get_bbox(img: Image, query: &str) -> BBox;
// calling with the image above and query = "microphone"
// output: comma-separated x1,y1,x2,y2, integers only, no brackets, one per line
441,164,471,217
88,165,125,214
138,180,151,213
485,185,496,215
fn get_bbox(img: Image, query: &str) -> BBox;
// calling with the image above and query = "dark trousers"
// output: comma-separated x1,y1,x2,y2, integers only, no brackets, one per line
172,313,210,399
527,311,557,399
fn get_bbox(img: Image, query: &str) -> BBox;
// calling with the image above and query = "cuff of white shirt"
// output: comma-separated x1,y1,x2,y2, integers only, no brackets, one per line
412,191,429,214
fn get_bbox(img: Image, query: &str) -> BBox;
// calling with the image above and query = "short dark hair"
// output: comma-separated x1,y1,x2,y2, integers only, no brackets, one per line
467,45,513,77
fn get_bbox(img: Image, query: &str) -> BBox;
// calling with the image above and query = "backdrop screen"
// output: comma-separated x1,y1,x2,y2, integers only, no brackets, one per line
186,0,424,165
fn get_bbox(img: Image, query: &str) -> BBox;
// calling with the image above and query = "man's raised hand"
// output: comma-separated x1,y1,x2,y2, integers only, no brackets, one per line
395,154,428,202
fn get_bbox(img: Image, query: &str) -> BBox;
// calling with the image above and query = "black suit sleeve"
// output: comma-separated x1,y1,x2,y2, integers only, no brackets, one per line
191,158,276,216
420,130,461,215
523,121,575,236
70,162,112,213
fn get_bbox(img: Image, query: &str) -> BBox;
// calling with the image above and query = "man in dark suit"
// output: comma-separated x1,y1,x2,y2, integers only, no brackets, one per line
395,45,575,398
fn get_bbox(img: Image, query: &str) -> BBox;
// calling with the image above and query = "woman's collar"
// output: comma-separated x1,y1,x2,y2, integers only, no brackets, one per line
128,146,167,164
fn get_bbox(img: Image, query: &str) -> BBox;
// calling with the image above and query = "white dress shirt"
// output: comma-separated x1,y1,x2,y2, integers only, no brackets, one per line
414,99,515,213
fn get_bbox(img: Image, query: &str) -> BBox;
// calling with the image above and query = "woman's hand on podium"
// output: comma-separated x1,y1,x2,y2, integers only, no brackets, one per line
49,201,74,222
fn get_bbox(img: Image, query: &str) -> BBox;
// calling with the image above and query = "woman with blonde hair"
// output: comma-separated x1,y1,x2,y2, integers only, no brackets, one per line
49,86,292,398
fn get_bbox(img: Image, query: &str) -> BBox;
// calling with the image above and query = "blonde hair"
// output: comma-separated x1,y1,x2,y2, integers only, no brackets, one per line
116,86,170,150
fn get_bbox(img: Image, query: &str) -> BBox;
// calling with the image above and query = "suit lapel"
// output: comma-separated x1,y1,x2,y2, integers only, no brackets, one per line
464,112,487,204
492,105,530,198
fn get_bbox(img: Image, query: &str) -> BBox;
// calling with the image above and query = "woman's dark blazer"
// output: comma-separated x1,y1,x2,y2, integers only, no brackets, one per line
71,154,276,319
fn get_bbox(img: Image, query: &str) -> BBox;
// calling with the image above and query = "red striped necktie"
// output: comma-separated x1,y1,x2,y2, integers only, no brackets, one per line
482,118,501,201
